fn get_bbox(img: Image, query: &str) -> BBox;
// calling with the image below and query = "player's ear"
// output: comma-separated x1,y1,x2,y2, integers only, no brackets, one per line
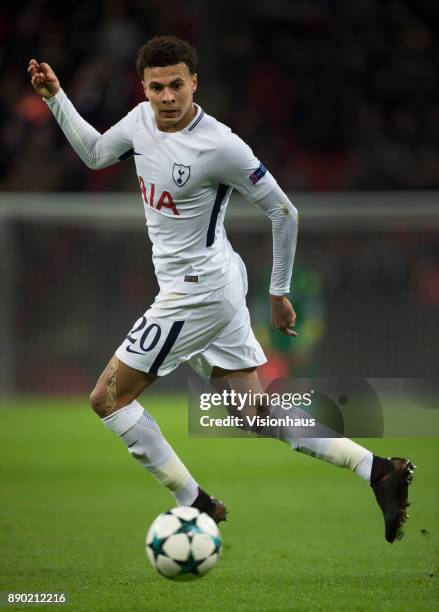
191,73,198,94
141,80,149,101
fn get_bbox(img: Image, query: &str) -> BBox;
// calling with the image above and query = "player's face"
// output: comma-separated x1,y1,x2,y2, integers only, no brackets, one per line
142,63,198,132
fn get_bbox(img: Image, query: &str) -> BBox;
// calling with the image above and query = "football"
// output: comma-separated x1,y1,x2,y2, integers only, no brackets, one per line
145,506,222,580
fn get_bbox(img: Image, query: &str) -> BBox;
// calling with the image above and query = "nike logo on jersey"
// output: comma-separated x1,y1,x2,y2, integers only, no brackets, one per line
119,149,142,161
118,148,142,160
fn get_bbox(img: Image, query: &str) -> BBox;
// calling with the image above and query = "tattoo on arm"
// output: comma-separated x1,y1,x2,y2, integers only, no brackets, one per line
105,356,118,415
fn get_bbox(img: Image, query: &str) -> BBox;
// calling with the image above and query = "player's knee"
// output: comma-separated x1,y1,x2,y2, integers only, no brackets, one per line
89,384,107,417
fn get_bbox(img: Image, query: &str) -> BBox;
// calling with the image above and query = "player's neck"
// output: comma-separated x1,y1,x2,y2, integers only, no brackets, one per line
155,104,198,133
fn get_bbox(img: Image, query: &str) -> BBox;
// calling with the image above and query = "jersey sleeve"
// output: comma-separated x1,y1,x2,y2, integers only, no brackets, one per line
254,185,298,296
206,132,277,202
44,88,136,169
207,131,298,296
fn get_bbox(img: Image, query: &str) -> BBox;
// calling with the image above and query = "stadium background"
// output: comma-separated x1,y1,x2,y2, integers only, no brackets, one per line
0,3,438,611
0,0,438,393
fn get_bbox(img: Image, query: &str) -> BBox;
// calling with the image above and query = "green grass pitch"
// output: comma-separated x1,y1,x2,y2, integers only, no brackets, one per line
0,395,438,611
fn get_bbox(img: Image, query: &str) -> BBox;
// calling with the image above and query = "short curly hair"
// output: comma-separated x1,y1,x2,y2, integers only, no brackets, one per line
136,35,198,78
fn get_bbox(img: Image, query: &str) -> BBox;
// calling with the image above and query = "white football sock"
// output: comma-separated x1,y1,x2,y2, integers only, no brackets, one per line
292,437,373,479
261,404,372,479
102,400,199,505
354,451,374,482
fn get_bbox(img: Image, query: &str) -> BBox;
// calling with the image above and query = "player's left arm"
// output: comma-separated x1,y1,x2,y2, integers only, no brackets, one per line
254,186,298,337
207,133,298,336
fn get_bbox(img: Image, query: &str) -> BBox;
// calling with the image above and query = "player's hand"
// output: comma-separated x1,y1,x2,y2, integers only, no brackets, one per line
270,295,298,337
27,59,60,99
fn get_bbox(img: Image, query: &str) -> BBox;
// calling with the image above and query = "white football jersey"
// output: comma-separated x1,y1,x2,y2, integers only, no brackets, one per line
46,90,299,295
46,92,278,294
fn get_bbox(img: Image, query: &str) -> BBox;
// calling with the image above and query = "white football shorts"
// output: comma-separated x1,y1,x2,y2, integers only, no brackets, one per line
115,262,266,378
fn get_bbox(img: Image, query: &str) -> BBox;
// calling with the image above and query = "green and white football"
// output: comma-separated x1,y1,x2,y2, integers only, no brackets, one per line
146,506,222,580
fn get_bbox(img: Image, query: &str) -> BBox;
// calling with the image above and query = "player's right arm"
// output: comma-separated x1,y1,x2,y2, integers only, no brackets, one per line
28,59,133,169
